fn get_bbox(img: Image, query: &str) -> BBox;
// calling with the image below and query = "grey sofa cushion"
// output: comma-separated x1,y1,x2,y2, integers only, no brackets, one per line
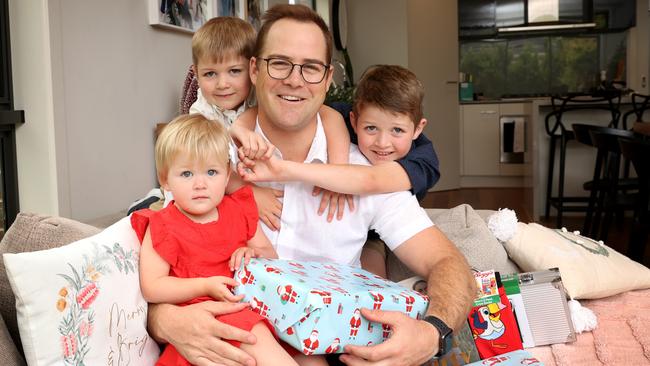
0,213,100,358
0,314,24,366
388,204,520,282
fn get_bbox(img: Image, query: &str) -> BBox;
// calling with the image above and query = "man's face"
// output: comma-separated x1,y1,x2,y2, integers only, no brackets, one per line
250,19,333,132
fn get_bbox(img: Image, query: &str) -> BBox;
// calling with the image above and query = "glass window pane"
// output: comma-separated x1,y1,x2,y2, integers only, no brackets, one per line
549,36,598,94
459,41,507,99
505,37,549,96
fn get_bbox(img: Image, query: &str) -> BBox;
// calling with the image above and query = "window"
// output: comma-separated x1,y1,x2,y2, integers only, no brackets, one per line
459,32,626,99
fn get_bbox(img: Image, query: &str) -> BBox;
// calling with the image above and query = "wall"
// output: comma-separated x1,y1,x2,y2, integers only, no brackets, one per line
11,0,192,221
9,0,59,216
346,0,409,78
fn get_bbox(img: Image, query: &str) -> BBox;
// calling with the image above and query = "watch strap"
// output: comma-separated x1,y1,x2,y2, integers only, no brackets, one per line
423,315,453,357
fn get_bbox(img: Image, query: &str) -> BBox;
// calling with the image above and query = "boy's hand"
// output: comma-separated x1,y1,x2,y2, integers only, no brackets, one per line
313,187,355,221
251,186,283,231
230,124,275,160
237,153,284,182
204,276,244,303
230,247,258,272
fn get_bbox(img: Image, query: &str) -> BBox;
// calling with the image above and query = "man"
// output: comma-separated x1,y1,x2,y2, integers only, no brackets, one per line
148,5,475,366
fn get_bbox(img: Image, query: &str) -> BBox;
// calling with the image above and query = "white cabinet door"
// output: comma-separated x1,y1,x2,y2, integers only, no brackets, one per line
461,104,500,176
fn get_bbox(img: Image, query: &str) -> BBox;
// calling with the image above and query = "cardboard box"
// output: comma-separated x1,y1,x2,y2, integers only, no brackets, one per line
234,258,428,355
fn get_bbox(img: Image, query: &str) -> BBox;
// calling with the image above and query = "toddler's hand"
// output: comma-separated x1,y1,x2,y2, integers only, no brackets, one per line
230,124,275,160
230,247,258,272
237,153,283,182
204,276,244,303
312,187,355,222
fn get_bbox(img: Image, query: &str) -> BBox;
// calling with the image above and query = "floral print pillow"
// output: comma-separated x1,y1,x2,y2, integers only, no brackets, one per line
3,217,159,365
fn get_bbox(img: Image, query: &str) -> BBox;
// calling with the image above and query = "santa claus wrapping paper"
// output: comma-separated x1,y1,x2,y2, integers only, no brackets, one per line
234,258,429,355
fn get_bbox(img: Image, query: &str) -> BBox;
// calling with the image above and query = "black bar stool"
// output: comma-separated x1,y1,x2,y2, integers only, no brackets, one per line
588,127,637,242
544,92,621,228
618,136,650,263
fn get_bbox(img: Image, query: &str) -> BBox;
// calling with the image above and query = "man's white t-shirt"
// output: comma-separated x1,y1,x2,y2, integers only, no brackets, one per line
253,114,434,266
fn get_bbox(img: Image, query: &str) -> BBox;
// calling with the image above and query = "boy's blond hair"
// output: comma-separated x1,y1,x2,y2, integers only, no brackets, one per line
155,114,231,184
192,17,256,65
353,65,424,126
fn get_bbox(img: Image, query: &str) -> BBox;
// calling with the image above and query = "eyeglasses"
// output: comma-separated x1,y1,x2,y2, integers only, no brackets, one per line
260,57,330,84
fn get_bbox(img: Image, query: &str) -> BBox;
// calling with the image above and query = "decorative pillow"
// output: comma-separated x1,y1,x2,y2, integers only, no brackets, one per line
503,223,650,299
2,217,160,365
0,212,101,355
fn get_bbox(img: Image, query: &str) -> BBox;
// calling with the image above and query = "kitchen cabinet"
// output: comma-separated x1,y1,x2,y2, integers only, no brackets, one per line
461,104,500,176
460,103,528,178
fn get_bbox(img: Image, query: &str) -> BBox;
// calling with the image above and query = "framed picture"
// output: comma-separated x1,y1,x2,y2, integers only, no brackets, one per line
247,0,263,30
149,0,216,34
216,0,246,19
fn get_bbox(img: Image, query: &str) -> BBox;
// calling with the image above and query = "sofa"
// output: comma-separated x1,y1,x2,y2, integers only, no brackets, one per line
0,206,649,365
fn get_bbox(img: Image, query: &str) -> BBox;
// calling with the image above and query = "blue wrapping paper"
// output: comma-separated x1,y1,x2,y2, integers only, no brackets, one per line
234,258,429,355
466,350,544,365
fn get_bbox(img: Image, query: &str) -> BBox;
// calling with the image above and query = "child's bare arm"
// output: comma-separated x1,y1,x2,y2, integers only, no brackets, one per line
230,107,275,160
316,105,353,220
239,155,412,194
320,105,350,164
229,223,278,270
139,228,243,304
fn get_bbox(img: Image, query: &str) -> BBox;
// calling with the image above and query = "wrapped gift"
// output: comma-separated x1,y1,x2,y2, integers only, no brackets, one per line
234,258,429,355
465,350,543,365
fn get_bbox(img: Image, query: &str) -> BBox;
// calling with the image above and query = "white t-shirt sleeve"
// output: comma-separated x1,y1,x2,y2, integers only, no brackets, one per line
369,192,434,251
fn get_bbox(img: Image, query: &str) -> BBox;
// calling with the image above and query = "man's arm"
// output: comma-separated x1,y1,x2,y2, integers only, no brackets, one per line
342,226,476,365
392,226,476,330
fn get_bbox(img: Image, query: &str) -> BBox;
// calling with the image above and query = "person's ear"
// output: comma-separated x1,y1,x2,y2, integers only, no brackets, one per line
158,173,169,191
413,118,427,139
324,65,334,90
350,111,358,134
249,57,259,85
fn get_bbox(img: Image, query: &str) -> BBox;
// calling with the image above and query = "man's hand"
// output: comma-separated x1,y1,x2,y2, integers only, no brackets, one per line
251,186,283,231
313,186,355,221
340,308,438,366
230,247,258,271
150,301,257,366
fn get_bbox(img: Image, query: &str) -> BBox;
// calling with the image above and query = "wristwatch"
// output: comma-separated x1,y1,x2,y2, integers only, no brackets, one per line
423,315,453,358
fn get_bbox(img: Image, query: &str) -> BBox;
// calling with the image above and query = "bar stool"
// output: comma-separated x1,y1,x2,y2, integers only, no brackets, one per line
571,123,609,236
544,92,621,228
618,136,650,263
588,127,637,242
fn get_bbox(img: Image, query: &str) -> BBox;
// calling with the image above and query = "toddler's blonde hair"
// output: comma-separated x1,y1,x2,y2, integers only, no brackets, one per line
155,114,231,184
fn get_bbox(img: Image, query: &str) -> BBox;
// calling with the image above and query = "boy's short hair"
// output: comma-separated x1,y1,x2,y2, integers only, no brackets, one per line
155,114,231,184
192,17,256,65
353,65,425,125
255,4,333,64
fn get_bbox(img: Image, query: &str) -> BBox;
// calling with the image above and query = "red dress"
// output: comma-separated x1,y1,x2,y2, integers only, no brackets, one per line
131,186,269,366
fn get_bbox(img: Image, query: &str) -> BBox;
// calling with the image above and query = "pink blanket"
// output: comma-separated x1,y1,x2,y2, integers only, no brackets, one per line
529,289,650,365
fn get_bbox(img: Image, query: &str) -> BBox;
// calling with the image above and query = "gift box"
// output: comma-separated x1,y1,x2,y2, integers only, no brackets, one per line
234,258,429,355
465,350,544,366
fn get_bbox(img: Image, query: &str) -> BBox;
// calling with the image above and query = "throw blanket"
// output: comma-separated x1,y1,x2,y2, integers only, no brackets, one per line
529,289,650,365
